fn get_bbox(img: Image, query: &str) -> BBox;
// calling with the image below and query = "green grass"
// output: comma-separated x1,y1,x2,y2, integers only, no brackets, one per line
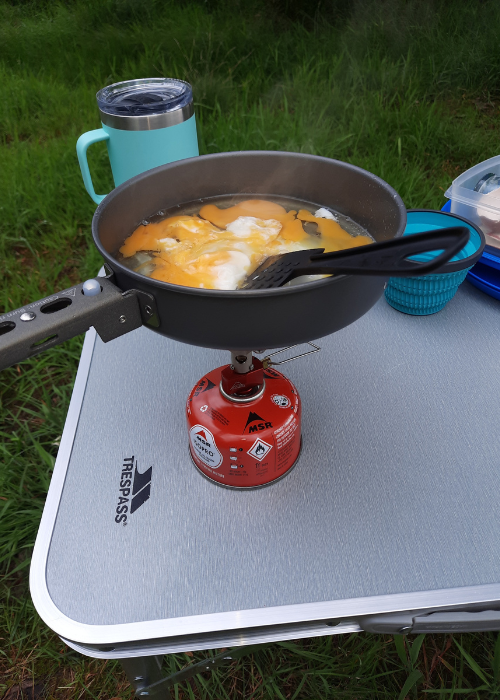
2,0,500,697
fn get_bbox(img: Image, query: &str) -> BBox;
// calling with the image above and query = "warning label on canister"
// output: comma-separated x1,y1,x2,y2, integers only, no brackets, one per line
189,425,223,468
274,414,297,449
274,414,299,470
247,438,273,461
271,394,291,408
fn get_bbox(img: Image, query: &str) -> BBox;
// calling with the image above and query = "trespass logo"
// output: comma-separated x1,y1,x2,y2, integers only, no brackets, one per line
115,456,152,524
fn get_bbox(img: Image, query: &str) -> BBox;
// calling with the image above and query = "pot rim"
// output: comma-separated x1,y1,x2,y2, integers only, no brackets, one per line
92,150,407,297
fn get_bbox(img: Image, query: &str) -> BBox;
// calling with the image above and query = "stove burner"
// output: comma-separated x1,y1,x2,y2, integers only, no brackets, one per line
219,379,266,403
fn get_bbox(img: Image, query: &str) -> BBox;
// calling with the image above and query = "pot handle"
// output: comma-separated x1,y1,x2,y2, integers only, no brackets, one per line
306,227,470,276
76,129,110,204
0,276,159,372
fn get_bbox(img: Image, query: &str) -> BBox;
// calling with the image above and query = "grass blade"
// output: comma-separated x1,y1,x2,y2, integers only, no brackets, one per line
422,687,489,695
409,634,425,666
394,635,408,666
454,639,490,685
493,632,500,682
398,669,423,700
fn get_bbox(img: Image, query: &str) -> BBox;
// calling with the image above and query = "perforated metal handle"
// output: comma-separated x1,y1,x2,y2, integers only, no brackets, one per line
0,277,158,371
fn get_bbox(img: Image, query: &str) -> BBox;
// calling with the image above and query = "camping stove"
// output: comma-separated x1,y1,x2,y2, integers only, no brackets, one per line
187,346,318,488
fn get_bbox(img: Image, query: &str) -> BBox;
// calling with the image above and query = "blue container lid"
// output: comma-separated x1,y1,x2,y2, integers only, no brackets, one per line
404,209,485,272
481,247,500,269
467,261,500,300
442,198,499,301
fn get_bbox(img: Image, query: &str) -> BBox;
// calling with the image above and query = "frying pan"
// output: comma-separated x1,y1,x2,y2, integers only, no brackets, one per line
0,151,468,370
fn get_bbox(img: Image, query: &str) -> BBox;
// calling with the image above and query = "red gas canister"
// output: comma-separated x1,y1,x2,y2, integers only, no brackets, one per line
186,362,301,488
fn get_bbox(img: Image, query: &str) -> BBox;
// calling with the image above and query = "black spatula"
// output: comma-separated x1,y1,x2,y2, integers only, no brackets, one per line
241,227,469,290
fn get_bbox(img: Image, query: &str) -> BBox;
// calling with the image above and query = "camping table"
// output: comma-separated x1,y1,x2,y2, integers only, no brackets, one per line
30,282,500,698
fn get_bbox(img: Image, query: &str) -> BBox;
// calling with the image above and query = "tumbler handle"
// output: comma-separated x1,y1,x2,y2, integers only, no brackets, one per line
76,128,110,204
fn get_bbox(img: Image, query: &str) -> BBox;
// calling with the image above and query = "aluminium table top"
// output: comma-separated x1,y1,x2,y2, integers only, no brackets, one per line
30,282,500,655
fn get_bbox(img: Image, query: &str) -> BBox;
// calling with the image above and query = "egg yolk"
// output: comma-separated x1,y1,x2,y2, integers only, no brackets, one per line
119,200,373,290
199,199,296,227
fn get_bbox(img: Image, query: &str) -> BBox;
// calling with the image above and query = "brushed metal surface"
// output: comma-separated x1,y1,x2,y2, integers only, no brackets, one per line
42,284,500,630
99,101,194,130
61,621,361,659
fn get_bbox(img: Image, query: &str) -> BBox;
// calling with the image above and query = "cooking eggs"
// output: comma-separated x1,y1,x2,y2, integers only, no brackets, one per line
118,198,373,290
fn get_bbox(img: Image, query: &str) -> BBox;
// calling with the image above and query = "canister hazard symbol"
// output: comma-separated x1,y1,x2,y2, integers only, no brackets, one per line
247,438,273,461
189,425,223,468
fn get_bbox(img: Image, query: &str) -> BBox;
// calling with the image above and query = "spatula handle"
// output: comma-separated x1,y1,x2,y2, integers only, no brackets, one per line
304,227,470,277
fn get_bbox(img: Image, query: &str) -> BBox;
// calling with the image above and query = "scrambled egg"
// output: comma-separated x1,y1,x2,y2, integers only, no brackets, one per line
119,199,372,290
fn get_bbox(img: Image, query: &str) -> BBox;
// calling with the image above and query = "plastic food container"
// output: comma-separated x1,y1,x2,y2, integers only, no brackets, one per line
444,155,500,252
385,209,485,315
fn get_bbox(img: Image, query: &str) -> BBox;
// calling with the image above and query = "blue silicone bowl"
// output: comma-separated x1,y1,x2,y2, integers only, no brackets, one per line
385,209,485,315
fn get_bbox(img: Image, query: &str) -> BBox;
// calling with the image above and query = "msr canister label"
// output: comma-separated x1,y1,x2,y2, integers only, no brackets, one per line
189,425,223,468
274,414,299,470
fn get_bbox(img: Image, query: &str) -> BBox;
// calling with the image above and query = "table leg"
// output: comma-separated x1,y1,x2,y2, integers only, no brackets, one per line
120,655,167,698
121,644,268,697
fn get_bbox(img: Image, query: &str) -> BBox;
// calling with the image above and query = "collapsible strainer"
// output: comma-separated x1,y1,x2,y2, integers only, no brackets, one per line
385,209,485,315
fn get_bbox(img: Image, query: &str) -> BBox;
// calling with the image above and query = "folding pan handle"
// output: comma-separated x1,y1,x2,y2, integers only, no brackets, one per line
305,227,470,277
0,276,159,372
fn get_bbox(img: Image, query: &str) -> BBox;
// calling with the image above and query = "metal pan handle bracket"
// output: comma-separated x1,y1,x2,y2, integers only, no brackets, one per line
0,274,159,371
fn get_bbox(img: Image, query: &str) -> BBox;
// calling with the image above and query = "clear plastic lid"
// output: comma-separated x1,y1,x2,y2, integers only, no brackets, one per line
444,155,500,251
444,154,500,213
96,78,192,117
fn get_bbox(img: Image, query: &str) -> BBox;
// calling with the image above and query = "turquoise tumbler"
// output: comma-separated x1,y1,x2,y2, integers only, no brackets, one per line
76,78,199,204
